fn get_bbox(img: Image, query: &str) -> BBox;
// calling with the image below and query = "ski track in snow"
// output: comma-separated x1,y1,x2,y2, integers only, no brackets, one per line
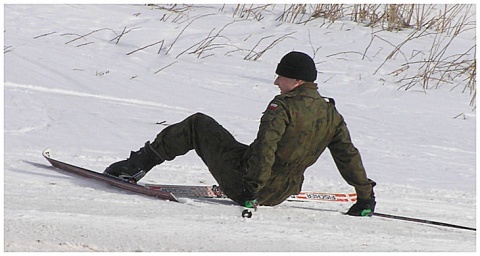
4,4,476,252
5,82,193,113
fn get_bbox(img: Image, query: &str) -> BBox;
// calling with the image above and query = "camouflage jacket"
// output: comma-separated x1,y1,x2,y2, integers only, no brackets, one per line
243,82,374,205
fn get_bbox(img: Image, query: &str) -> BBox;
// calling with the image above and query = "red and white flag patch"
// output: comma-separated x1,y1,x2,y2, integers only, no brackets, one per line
268,103,278,110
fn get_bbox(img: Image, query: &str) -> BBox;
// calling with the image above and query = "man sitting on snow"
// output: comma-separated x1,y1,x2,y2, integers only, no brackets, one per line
104,51,376,216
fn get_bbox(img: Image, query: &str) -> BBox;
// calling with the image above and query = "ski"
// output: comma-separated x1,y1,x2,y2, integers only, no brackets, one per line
373,212,476,231
145,184,227,198
42,149,475,227
42,148,178,202
144,183,357,202
288,191,357,202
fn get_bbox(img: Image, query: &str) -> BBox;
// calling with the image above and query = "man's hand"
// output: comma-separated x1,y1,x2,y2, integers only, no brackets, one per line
346,197,376,216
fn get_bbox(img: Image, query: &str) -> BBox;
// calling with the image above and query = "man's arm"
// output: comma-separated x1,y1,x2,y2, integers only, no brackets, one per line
328,119,375,200
243,100,289,195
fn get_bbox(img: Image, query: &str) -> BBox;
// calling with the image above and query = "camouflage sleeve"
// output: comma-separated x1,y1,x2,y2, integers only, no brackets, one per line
328,120,375,199
244,99,289,194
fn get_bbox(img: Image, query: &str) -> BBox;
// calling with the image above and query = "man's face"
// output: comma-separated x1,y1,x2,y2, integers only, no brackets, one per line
274,75,302,94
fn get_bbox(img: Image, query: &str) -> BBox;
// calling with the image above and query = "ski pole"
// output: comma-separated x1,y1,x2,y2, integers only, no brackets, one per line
373,212,476,231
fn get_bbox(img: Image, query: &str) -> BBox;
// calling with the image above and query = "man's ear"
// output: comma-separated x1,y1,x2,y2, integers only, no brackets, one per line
295,80,305,86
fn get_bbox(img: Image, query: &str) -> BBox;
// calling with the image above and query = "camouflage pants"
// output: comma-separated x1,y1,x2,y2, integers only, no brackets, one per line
150,113,248,203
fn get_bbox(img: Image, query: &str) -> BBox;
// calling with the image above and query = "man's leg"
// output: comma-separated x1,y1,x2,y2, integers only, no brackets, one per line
151,113,248,200
104,141,164,182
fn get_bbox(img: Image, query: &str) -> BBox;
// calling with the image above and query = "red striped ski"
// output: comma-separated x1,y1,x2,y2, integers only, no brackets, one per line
288,191,357,202
43,149,178,202
144,184,356,202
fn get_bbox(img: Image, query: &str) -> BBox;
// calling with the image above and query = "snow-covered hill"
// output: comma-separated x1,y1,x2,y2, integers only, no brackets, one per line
4,4,476,252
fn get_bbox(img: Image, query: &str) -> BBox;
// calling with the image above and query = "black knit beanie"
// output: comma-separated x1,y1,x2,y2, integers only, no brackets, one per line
275,51,317,82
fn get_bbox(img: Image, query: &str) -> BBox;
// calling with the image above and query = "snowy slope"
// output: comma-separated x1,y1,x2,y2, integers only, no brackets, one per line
4,4,476,252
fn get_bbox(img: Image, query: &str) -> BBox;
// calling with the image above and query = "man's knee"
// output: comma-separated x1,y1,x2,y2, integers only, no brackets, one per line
189,112,213,122
187,112,219,128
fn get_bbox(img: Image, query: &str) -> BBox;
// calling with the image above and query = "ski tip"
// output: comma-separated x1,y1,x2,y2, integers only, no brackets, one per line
42,148,52,158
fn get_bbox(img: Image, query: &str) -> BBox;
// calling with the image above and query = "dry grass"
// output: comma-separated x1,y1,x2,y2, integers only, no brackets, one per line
229,4,476,106
56,4,473,106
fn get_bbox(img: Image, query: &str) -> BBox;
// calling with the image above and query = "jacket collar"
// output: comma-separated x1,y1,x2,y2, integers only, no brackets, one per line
283,82,320,98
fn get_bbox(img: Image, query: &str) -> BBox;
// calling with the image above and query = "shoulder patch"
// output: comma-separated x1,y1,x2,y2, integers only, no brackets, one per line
268,103,278,110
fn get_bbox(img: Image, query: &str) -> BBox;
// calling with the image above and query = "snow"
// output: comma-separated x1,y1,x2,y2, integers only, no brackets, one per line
3,4,476,252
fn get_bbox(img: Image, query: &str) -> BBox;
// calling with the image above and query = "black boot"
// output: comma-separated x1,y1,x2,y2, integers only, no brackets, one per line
104,141,164,182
